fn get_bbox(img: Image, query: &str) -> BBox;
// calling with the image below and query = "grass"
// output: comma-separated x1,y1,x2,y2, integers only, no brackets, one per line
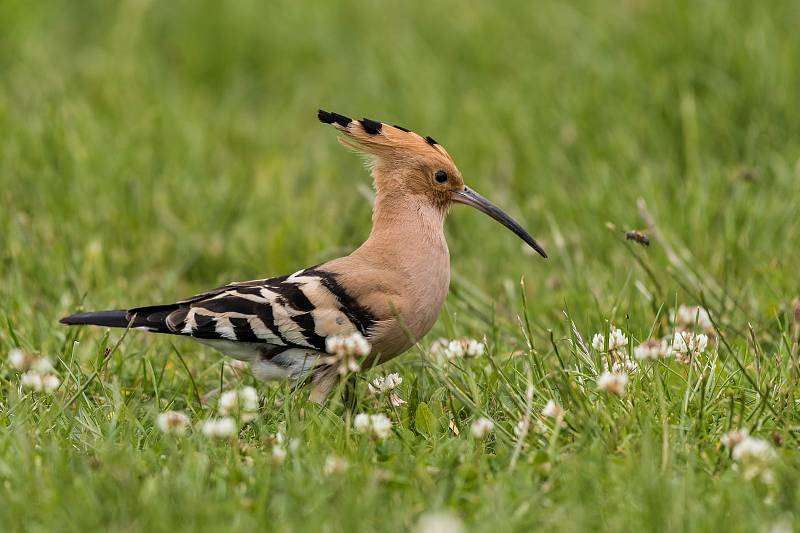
2,0,800,530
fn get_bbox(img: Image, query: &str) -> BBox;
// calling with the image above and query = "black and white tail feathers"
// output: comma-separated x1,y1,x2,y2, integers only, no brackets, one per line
59,306,178,333
60,310,131,328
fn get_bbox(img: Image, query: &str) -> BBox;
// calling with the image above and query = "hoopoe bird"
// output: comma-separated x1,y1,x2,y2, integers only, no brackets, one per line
61,110,547,402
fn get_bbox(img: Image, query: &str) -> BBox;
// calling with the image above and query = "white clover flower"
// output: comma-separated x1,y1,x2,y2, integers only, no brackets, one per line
634,339,670,360
8,348,28,370
695,333,709,352
271,445,287,464
41,374,60,393
387,394,405,407
384,372,403,389
368,373,406,406
157,411,191,435
324,455,349,476
272,431,285,445
729,435,776,483
597,371,628,396
603,358,638,373
415,511,465,533
13,350,61,395
368,372,403,394
31,358,55,374
430,338,485,360
451,341,462,359
672,331,709,353
449,338,484,359
353,413,392,440
326,332,371,357
591,333,605,351
429,338,451,358
21,371,44,391
325,332,370,375
542,400,564,419
461,338,485,358
218,391,237,412
446,340,466,359
608,327,628,351
20,370,60,394
470,417,494,439
9,349,55,373
721,428,749,449
201,417,237,438
353,413,370,433
240,386,258,405
673,305,714,333
671,331,709,363
369,414,393,440
218,386,259,422
592,327,628,355
731,436,775,463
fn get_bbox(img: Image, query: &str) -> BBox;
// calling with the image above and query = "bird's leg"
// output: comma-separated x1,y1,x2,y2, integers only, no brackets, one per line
341,375,358,413
308,368,339,404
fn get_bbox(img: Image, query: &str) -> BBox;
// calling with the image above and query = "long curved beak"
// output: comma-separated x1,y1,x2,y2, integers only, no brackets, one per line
452,186,547,258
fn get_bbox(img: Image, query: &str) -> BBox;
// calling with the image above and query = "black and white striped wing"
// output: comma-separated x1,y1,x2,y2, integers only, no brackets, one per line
129,268,375,351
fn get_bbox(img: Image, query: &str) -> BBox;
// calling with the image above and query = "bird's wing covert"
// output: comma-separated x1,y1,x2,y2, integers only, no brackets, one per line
130,268,376,351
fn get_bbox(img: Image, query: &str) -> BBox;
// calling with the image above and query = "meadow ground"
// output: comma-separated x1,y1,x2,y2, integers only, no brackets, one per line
2,0,800,531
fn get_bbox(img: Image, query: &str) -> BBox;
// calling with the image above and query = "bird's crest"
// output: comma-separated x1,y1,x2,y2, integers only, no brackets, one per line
317,109,453,163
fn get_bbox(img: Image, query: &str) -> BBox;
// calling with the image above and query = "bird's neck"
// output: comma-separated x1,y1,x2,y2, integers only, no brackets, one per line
354,189,451,315
360,191,449,260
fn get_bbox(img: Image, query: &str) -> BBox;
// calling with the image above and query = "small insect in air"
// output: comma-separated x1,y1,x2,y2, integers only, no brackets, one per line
625,230,650,247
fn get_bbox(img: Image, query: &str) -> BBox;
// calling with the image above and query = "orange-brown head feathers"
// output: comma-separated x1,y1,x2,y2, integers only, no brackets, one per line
318,109,463,209
318,109,548,258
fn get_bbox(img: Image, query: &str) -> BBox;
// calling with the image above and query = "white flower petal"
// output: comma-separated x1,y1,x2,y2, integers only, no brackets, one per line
470,417,494,439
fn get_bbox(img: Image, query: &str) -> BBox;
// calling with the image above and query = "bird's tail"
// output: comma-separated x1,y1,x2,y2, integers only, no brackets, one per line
59,310,132,328
60,305,179,334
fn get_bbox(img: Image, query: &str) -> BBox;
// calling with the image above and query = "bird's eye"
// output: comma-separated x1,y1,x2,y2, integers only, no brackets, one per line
434,170,448,183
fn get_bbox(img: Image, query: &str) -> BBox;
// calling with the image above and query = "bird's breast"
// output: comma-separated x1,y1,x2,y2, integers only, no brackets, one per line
327,209,452,364
363,244,451,362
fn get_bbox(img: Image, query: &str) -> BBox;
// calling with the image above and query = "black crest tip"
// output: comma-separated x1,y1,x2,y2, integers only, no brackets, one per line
393,124,410,132
319,109,352,127
360,118,382,135
331,112,352,127
425,135,438,145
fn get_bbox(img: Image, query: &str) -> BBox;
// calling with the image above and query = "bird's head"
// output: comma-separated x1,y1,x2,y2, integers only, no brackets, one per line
318,110,547,258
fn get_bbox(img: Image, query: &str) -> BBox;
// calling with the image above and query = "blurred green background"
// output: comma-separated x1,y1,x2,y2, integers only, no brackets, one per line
2,0,800,531
2,0,798,328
